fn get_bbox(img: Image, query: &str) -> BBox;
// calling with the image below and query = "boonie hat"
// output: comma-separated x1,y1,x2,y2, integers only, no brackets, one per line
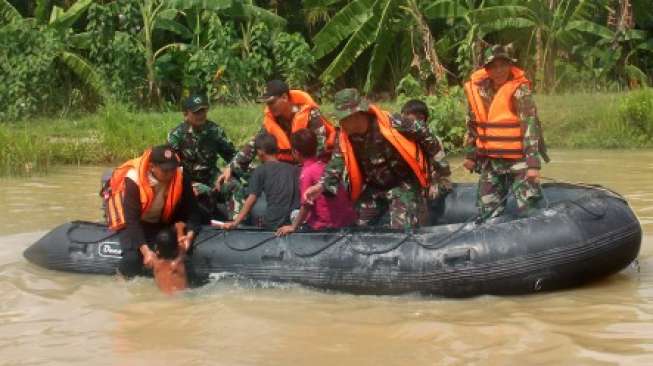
333,88,370,122
483,44,517,66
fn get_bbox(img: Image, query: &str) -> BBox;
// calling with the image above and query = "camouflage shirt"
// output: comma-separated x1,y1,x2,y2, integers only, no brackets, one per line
168,120,237,187
321,112,451,195
229,106,329,176
464,78,542,169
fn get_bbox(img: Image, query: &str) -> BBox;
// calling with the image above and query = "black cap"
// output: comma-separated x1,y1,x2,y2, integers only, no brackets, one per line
150,145,180,170
258,80,289,103
183,93,209,112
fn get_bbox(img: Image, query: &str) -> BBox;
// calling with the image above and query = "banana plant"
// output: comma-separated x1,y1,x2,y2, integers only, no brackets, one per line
311,0,453,93
466,0,613,92
135,0,287,105
1,0,107,100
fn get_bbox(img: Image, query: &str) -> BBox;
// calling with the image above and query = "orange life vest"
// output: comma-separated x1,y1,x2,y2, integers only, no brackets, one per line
104,149,183,231
464,66,531,159
339,105,429,202
263,90,336,162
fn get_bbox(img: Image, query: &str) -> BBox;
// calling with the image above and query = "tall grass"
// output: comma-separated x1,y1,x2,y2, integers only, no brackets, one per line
1,91,651,176
0,103,263,175
536,92,641,148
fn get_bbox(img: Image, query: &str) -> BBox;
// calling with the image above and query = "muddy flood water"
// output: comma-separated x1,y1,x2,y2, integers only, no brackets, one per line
0,150,651,365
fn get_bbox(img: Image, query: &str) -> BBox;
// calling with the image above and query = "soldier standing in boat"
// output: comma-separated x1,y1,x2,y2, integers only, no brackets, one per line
462,44,549,218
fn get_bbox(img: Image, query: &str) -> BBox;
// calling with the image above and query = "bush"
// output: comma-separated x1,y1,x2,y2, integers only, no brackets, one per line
396,81,467,153
619,88,653,138
272,32,315,87
0,22,63,121
86,2,147,106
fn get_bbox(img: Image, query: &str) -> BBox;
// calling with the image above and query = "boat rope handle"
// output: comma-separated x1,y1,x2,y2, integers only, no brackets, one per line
224,235,278,252
347,233,412,255
291,233,348,258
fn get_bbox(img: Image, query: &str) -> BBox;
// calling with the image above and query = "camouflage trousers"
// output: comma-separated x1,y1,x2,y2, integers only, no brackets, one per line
356,181,426,230
477,159,542,218
193,180,244,222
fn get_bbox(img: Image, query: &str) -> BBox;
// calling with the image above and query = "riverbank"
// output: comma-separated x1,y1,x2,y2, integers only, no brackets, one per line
1,90,651,175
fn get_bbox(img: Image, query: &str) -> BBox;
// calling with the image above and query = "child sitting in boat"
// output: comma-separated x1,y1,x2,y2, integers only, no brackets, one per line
276,129,357,236
222,133,300,230
140,225,187,294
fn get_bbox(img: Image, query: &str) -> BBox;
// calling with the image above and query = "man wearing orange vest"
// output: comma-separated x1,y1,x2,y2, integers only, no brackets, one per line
462,44,548,218
304,88,451,229
216,80,336,188
103,145,201,278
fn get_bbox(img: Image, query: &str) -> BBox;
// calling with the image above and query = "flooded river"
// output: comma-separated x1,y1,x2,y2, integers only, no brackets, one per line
0,150,651,365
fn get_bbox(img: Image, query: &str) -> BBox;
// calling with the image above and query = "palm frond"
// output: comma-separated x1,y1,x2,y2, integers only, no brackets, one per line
320,4,383,83
422,0,468,19
364,0,400,92
59,51,108,100
0,0,21,24
49,0,92,30
312,0,376,60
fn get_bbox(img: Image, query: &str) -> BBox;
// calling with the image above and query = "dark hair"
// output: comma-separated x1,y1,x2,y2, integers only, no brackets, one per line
401,99,429,120
290,128,318,158
254,133,279,155
155,228,178,259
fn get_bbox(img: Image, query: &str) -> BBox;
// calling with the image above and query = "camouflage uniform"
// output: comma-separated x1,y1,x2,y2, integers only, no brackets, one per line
229,107,329,177
226,106,330,213
321,89,451,230
464,45,545,218
168,120,237,219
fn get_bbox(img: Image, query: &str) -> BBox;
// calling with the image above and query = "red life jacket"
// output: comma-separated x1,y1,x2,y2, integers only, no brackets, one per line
103,149,183,231
464,66,531,159
339,105,429,202
263,90,336,162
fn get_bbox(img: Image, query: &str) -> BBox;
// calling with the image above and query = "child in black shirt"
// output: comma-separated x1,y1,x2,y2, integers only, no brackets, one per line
222,133,300,230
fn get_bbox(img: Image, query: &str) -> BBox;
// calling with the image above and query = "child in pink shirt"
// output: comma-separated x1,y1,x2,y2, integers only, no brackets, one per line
276,129,356,236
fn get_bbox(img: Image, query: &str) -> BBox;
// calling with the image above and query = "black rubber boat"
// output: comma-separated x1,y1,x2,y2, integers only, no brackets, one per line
24,183,641,296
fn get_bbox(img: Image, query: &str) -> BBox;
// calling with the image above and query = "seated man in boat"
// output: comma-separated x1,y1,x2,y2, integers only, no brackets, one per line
222,133,300,230
462,44,549,218
276,128,357,236
102,145,201,278
215,80,336,211
140,226,187,295
168,93,237,222
304,89,451,230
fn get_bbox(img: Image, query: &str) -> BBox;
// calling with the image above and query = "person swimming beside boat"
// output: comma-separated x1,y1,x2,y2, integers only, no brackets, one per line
101,145,201,278
276,128,357,236
222,133,300,230
140,225,188,294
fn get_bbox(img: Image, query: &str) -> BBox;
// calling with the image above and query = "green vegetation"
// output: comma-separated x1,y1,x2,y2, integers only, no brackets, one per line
538,88,653,148
1,1,652,175
2,90,652,176
1,0,652,121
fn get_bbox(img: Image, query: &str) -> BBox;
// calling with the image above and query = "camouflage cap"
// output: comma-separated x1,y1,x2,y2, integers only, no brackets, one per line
483,44,517,66
183,93,209,112
333,88,370,121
